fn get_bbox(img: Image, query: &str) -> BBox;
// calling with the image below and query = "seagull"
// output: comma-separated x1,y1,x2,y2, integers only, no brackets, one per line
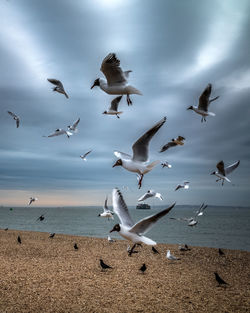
175,181,189,191
195,203,208,216
17,235,21,244
98,196,114,220
67,118,80,132
80,150,92,161
214,272,228,286
138,190,163,202
74,243,78,250
188,219,198,227
113,117,166,188
160,136,185,153
110,188,175,254
166,250,180,260
47,78,69,98
107,235,115,243
44,128,73,139
49,233,55,238
103,96,123,118
37,214,45,221
28,197,38,206
161,161,172,168
152,246,160,254
170,215,197,227
7,111,20,128
100,259,112,270
211,160,240,185
91,53,142,106
139,263,147,274
187,83,219,122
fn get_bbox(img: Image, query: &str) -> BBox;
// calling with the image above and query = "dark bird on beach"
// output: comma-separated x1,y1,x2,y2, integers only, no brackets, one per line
152,246,159,254
4,228,8,231
74,243,78,250
37,214,45,221
49,233,55,238
139,263,147,273
218,248,225,256
214,272,228,286
17,235,21,244
100,259,112,270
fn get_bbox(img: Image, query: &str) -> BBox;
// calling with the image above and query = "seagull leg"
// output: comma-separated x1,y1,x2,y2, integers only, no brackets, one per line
204,117,206,122
138,174,144,189
201,117,203,123
128,244,137,256
116,114,120,119
126,94,132,106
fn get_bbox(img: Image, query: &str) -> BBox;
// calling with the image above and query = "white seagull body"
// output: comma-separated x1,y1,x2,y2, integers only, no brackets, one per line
211,160,240,185
47,78,69,98
110,188,175,251
103,96,123,118
7,111,20,128
113,116,166,188
28,197,38,206
45,128,73,138
91,53,142,105
166,250,180,260
175,181,190,191
195,203,208,216
68,118,80,132
138,190,163,202
98,196,114,219
187,83,219,122
80,150,92,161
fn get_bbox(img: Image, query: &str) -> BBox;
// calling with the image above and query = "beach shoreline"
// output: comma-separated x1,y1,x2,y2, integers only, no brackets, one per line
0,230,249,313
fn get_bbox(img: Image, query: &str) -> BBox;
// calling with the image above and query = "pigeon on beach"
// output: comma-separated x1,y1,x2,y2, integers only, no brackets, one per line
44,128,73,139
214,272,228,286
100,259,112,270
139,263,147,273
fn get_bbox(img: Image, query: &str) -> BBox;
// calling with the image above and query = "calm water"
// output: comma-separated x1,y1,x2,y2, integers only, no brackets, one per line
0,205,249,251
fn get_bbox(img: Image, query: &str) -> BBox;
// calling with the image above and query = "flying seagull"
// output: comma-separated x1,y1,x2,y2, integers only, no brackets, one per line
98,196,114,220
160,136,185,153
110,188,175,254
37,214,45,221
138,190,163,202
161,161,172,168
44,128,73,138
47,78,69,98
80,150,92,161
195,203,208,216
211,160,240,185
100,259,112,270
68,118,80,132
175,181,190,191
166,250,180,260
103,96,123,118
113,117,166,188
7,111,20,128
91,53,142,105
187,83,219,122
28,197,38,206
214,272,228,286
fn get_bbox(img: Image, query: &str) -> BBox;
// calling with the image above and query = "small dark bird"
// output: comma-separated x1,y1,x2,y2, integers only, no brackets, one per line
37,214,45,221
4,228,8,231
74,243,78,250
100,259,112,270
218,248,225,256
152,246,159,254
140,263,147,273
17,235,21,244
214,272,228,286
49,233,55,238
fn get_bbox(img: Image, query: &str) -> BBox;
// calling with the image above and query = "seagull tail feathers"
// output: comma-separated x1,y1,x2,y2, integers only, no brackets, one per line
127,86,143,95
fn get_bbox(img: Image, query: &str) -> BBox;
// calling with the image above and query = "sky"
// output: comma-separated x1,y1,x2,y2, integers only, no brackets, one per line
0,0,249,207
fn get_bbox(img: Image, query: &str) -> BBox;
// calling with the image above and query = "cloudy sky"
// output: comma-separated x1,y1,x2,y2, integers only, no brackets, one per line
0,0,249,207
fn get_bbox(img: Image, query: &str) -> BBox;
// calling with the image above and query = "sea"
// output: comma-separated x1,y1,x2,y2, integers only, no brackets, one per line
0,205,249,251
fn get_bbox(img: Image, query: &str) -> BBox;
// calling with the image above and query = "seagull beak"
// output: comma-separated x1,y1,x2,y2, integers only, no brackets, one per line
112,160,120,167
109,228,114,233
90,83,95,89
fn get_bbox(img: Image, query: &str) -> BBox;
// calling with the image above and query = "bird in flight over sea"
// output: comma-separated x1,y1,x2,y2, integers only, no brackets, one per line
91,53,142,105
67,118,80,133
214,272,228,286
138,190,163,202
44,128,73,139
100,259,112,270
28,197,38,206
195,203,208,216
7,111,20,128
160,136,185,153
175,181,190,191
98,196,114,220
37,214,45,221
113,117,166,188
103,96,123,118
187,83,219,122
170,203,205,227
161,161,172,168
110,188,175,254
166,250,180,260
211,160,240,185
80,150,92,161
47,78,69,98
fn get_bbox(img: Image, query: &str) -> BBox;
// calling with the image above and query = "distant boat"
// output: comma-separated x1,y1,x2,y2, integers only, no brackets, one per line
136,203,151,210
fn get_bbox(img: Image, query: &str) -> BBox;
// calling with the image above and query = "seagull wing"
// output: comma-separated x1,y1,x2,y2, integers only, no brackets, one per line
47,78,63,88
129,202,175,235
72,118,80,130
7,111,18,118
132,117,167,162
216,160,225,176
138,193,151,202
110,96,122,111
114,151,132,161
101,53,127,85
225,160,240,175
82,150,92,159
112,188,134,227
160,141,176,152
16,118,20,128
198,83,212,111
48,129,64,137
103,196,109,212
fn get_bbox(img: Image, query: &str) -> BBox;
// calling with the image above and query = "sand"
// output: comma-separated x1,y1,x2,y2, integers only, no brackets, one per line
0,230,249,313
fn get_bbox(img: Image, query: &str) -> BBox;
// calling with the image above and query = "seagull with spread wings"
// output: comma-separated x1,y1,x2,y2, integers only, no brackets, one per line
211,160,240,185
112,117,166,188
68,118,80,132
28,197,38,206
44,128,73,138
7,111,20,128
160,136,185,153
80,150,92,161
47,78,69,98
138,190,163,202
91,53,142,105
187,83,219,122
98,196,114,220
103,96,123,118
110,188,175,254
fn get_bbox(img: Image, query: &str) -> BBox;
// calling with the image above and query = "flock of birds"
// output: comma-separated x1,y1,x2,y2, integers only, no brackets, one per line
6,52,240,287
